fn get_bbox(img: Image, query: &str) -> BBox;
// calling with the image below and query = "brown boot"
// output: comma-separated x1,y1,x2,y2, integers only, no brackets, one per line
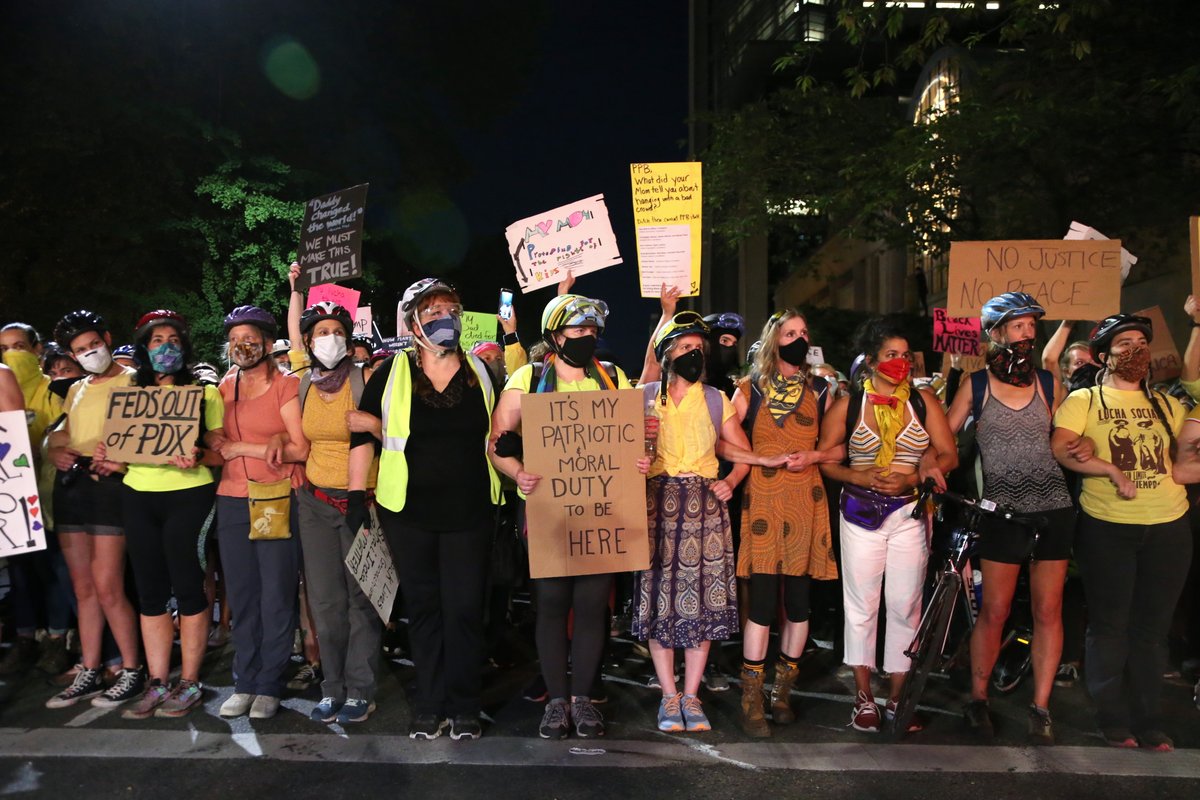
770,661,800,725
739,668,771,738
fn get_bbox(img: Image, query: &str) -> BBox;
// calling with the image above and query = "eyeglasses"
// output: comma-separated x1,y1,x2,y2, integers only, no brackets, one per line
418,303,463,322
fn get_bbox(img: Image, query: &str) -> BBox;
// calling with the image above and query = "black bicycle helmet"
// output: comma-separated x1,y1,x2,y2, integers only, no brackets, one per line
653,312,710,361
223,305,278,338
703,312,745,341
54,309,107,348
1089,313,1152,361
299,301,353,337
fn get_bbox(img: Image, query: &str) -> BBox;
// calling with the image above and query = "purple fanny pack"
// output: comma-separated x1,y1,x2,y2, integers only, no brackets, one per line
840,483,916,531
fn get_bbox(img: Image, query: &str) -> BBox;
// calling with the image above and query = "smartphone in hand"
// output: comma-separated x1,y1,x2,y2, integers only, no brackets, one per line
498,288,514,321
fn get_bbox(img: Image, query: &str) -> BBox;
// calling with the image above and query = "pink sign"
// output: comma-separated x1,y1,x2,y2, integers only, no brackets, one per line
932,308,981,355
307,284,361,321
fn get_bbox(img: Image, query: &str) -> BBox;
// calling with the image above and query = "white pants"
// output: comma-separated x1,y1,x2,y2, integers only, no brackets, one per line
840,504,928,674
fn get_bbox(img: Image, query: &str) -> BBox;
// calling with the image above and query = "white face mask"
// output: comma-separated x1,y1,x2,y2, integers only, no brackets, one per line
77,345,113,375
312,335,347,370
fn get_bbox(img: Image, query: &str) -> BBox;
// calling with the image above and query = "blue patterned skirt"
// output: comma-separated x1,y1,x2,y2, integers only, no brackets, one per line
632,475,739,649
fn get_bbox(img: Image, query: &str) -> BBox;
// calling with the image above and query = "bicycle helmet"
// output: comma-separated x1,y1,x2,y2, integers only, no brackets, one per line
1089,313,1153,361
299,301,353,337
54,309,107,348
134,309,189,342
703,312,745,340
351,336,374,354
980,292,1045,333
223,305,278,338
112,344,137,360
540,294,609,336
271,339,291,355
654,312,710,361
400,278,456,326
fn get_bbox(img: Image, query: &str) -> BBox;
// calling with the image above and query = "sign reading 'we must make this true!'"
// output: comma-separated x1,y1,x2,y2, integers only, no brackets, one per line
296,183,369,290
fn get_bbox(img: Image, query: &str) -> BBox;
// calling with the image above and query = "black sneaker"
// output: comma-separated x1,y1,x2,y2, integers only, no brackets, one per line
92,667,146,708
1054,663,1079,688
570,697,605,738
962,699,994,739
409,715,449,740
46,666,104,708
1028,704,1054,746
538,699,571,739
450,715,483,740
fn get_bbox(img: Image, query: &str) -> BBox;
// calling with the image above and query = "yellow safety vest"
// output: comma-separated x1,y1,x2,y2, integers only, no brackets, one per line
377,351,502,512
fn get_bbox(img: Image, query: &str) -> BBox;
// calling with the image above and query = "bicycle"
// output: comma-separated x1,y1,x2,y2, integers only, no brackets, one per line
887,479,1043,738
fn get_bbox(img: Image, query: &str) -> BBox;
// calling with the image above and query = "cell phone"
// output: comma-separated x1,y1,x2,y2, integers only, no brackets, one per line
498,288,514,321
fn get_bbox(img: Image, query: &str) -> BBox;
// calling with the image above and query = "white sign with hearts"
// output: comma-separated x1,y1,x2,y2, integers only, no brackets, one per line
0,409,47,556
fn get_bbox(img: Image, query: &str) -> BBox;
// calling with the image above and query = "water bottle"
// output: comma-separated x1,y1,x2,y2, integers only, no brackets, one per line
644,394,661,458
971,567,984,616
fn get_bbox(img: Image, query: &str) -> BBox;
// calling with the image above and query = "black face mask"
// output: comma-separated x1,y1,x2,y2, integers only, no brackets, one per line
672,349,705,384
559,335,598,368
777,337,809,367
713,343,739,374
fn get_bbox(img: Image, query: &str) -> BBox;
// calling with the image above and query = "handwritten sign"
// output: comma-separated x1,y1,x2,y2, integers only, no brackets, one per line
0,410,47,557
345,508,399,622
504,194,623,294
1134,306,1182,381
947,240,1122,320
459,311,497,355
630,162,703,297
1190,217,1200,298
101,387,204,465
520,389,650,578
354,306,372,338
296,183,369,290
956,354,986,374
307,284,361,321
805,345,826,367
932,309,982,355
379,335,412,353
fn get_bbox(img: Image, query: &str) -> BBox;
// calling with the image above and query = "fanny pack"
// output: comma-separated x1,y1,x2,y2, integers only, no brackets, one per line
840,483,915,531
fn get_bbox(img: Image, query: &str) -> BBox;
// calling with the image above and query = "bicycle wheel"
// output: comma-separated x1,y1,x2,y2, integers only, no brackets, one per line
889,573,960,739
991,629,1033,694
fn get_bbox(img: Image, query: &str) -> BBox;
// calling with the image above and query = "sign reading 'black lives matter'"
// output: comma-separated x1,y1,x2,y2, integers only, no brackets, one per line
296,183,369,290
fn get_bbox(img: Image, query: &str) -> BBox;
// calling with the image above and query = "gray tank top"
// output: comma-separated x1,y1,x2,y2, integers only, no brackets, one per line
976,387,1071,513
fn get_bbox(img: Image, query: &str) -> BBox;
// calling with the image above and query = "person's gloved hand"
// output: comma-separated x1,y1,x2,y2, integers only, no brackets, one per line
494,430,523,459
346,490,370,535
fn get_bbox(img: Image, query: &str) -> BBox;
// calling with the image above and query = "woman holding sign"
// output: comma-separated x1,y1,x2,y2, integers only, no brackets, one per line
95,310,225,719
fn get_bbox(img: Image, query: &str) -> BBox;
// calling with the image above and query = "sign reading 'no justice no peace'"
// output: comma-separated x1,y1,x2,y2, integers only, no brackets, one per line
296,183,369,291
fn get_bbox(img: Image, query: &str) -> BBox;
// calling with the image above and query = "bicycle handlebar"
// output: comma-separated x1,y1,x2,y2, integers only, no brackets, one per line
911,478,1046,533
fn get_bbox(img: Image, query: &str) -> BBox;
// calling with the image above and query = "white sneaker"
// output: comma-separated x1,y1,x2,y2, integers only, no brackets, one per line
249,695,280,719
219,692,256,717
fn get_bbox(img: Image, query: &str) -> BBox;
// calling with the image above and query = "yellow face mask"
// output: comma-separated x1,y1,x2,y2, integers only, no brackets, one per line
2,348,42,389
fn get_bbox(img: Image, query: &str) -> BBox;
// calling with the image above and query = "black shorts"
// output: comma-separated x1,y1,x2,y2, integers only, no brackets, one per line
976,505,1075,564
54,470,125,535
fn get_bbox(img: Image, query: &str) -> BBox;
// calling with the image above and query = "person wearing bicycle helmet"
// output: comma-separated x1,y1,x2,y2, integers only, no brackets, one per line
44,310,145,710
208,304,308,720
817,315,957,734
1052,313,1190,751
283,265,382,724
489,292,641,740
90,310,224,719
704,311,746,396
942,291,1077,743
347,277,503,741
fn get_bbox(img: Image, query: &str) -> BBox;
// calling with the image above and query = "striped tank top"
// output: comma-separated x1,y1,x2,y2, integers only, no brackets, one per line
848,394,931,468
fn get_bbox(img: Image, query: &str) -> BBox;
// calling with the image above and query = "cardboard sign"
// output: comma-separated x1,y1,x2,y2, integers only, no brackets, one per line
353,306,372,338
296,183,369,290
101,387,204,465
1190,217,1200,298
307,284,362,322
504,194,623,294
0,410,47,557
947,240,1122,320
1134,306,1182,381
630,162,703,297
805,345,826,367
345,508,399,623
956,354,986,374
932,308,982,355
459,311,498,355
520,389,650,578
1064,221,1137,282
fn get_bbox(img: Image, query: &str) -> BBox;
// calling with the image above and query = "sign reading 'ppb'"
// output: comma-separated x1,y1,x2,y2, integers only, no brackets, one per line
296,183,369,290
947,240,1122,321
102,386,204,465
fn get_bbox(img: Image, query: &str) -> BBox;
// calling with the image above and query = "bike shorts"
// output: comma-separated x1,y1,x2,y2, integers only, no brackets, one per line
976,505,1075,564
54,470,124,535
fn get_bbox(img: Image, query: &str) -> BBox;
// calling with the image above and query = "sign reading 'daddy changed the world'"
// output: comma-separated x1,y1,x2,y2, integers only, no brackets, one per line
296,183,369,291
630,162,703,298
102,386,204,465
504,195,622,293
520,389,649,579
0,410,47,557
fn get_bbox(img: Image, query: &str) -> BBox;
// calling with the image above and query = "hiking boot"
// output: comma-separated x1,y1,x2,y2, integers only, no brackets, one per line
92,667,146,708
770,661,800,725
681,694,711,732
739,668,771,738
0,637,39,675
1054,663,1079,688
122,680,171,719
850,691,881,733
538,699,571,739
1028,704,1054,746
156,680,205,718
36,637,70,677
409,714,449,740
657,693,685,732
287,662,321,691
46,666,104,708
963,699,994,739
571,697,605,738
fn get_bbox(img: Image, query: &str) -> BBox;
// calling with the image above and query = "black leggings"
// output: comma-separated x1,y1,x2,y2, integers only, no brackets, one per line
748,574,812,627
122,484,215,617
534,573,611,700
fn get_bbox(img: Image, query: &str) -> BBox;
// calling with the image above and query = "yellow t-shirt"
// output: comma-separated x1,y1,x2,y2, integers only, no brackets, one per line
124,384,225,493
302,380,378,490
1181,376,1200,404
504,342,529,381
649,381,736,479
1053,385,1188,525
503,362,633,394
64,368,136,457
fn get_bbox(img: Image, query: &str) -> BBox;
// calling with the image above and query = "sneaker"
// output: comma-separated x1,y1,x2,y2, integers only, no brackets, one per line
36,637,71,677
122,680,171,719
287,662,321,691
1101,727,1139,748
681,694,711,732
156,680,205,718
207,626,231,649
92,667,146,708
571,697,605,738
1028,704,1054,746
0,637,39,675
1054,663,1079,688
850,691,880,733
647,673,679,690
50,662,86,688
336,698,375,724
884,699,924,733
450,715,483,740
1136,729,1174,753
409,714,449,740
220,692,256,717
538,699,571,740
702,664,730,693
522,673,548,703
657,693,685,732
249,695,281,719
963,699,994,739
46,667,104,709
311,697,344,723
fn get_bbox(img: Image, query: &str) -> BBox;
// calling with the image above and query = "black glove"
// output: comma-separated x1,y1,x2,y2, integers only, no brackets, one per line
494,430,523,459
346,490,370,536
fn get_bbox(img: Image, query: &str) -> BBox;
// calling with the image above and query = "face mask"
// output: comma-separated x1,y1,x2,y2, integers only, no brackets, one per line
986,338,1036,387
777,337,809,367
875,356,911,385
421,316,461,351
671,349,705,384
2,349,41,385
312,335,347,370
148,342,184,374
77,345,113,375
230,341,265,369
1109,344,1151,383
714,344,739,374
559,334,598,368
